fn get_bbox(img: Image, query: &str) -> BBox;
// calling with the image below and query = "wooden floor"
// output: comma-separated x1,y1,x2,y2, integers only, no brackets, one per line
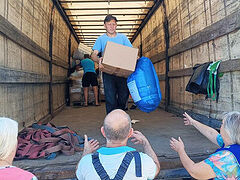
14,104,218,179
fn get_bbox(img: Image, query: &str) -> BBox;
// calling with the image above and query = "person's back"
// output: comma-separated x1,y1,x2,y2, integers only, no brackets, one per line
80,54,99,106
81,58,96,74
0,166,37,180
77,149,156,180
76,109,160,180
0,117,37,180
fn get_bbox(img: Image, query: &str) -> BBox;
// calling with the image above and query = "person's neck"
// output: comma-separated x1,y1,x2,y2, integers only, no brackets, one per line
224,141,233,147
106,140,127,148
223,137,233,147
0,159,12,167
106,32,117,38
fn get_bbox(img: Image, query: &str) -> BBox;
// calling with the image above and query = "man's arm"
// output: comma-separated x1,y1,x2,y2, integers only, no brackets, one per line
170,137,216,179
91,50,100,63
183,112,219,146
91,50,104,70
131,131,160,177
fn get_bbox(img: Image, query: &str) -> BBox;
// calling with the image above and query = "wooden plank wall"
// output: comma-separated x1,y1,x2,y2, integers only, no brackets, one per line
132,0,240,120
0,0,79,130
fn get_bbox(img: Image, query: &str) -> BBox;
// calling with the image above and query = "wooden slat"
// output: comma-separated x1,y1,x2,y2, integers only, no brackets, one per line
152,10,240,63
151,51,166,64
52,76,67,84
158,74,165,81
168,10,240,57
167,106,221,129
168,59,240,78
52,56,69,69
0,67,50,83
0,15,50,62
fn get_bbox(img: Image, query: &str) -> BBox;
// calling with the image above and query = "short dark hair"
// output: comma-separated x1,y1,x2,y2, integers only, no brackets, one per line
104,14,118,23
84,54,90,59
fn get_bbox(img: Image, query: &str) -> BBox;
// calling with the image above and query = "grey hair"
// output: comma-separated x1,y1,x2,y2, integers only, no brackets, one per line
103,112,132,141
223,111,240,145
0,117,18,160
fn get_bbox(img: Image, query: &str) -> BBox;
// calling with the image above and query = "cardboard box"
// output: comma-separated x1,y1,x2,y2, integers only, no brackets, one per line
102,41,138,78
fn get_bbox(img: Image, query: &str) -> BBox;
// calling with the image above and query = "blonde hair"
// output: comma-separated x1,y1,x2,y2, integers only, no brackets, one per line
0,117,18,160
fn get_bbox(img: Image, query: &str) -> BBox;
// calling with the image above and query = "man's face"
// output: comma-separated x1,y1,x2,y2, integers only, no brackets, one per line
104,20,117,35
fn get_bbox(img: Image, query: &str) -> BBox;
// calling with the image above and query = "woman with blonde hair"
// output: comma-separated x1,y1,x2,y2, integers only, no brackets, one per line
170,112,240,179
0,117,37,180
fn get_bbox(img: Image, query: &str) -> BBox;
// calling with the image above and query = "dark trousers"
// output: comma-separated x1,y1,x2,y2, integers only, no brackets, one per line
103,72,129,114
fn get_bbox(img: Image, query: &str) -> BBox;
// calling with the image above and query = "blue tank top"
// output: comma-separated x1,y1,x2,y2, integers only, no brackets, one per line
81,58,96,74
216,144,240,164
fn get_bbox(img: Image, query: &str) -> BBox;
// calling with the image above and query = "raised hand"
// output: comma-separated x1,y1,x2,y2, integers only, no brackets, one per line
131,130,149,146
170,137,185,153
82,134,99,157
183,112,195,126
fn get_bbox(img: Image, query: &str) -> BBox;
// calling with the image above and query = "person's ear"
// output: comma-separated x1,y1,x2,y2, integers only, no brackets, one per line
104,23,106,29
128,128,133,138
101,126,106,137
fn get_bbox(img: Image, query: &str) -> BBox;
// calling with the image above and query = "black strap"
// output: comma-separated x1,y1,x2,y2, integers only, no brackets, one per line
92,151,142,180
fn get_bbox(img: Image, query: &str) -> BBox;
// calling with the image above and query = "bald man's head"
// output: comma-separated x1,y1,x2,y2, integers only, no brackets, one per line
103,109,132,141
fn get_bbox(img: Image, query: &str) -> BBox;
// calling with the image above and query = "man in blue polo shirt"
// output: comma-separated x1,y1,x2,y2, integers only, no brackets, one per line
76,109,160,180
91,14,132,114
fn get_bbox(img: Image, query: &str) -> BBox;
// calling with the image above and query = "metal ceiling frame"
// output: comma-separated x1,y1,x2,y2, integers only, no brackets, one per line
57,0,159,47
67,13,147,16
70,19,143,22
73,24,141,26
64,7,151,11
61,0,154,3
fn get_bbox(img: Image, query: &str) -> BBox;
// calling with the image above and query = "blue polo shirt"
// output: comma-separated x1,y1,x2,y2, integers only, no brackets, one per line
92,33,132,53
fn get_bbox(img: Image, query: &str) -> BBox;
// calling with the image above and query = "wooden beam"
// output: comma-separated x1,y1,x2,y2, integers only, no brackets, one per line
218,58,240,73
168,59,240,78
152,10,240,63
158,74,165,81
0,67,50,83
168,10,240,57
52,76,67,84
167,106,221,129
0,15,50,62
168,68,193,78
151,51,166,64
52,56,69,69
